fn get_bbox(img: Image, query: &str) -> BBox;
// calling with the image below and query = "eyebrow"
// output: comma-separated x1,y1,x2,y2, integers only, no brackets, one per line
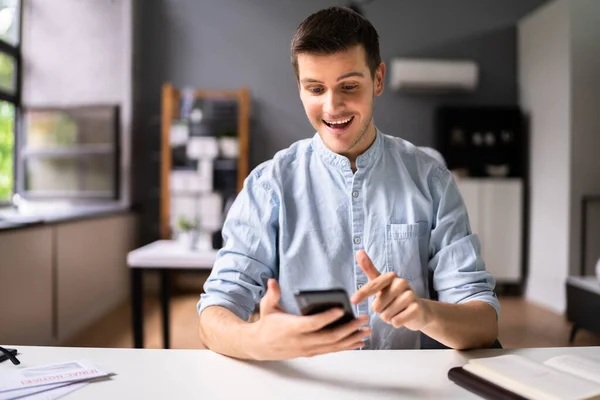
300,71,365,84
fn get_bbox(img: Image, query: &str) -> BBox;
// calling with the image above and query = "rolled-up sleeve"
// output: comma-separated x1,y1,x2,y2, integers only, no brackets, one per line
197,168,279,321
428,167,500,318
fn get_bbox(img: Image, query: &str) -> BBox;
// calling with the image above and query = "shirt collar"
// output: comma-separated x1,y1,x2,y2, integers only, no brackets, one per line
312,128,384,170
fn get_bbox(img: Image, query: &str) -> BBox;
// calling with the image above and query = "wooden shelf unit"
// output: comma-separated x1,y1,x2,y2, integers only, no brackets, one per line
160,83,250,239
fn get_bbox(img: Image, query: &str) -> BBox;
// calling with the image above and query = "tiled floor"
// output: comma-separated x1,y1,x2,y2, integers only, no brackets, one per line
65,294,600,349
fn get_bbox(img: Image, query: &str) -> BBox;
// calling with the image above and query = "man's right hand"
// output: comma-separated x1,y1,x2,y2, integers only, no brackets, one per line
247,279,371,360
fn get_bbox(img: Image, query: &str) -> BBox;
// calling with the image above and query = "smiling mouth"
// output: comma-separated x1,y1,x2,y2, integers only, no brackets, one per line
323,116,354,130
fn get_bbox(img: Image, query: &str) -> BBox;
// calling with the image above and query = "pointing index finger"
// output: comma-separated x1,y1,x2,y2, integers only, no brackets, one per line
356,250,380,280
351,272,396,304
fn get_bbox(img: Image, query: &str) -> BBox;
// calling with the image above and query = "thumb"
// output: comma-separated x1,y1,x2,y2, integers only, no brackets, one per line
356,250,381,280
260,278,281,315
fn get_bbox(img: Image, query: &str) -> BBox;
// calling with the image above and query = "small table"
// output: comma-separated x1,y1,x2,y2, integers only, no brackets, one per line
127,240,217,349
566,276,600,343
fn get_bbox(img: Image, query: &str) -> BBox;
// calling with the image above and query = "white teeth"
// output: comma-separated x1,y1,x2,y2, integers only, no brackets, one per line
326,117,352,125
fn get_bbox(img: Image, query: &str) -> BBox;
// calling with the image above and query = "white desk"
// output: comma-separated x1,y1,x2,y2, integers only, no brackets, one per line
127,240,218,269
126,240,218,349
2,346,599,399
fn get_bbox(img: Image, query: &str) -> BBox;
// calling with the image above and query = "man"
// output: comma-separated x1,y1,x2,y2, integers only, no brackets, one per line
197,6,499,360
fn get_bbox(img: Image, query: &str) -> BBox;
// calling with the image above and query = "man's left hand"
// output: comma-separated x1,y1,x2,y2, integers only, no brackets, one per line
350,250,431,331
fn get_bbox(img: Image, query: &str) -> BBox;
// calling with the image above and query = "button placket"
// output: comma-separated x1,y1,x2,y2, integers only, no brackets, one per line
351,174,367,332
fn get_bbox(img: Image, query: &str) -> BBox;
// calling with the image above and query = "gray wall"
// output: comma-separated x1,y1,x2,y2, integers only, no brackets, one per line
134,0,545,164
132,0,545,240
569,0,600,278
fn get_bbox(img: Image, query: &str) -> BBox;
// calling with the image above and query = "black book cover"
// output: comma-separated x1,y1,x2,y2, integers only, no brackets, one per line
448,366,529,400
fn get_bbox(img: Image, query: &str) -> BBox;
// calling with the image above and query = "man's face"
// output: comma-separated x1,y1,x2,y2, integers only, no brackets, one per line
297,45,385,159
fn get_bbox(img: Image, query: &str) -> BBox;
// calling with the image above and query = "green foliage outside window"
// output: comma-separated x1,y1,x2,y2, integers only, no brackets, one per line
0,0,20,201
0,101,14,200
0,52,13,93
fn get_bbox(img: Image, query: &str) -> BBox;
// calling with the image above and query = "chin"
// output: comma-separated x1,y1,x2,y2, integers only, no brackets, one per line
318,131,352,152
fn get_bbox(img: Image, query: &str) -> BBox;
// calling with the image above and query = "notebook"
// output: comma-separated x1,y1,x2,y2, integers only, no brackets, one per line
448,354,600,400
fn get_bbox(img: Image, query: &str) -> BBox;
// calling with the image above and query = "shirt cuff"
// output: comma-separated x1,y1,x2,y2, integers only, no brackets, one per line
197,293,253,322
457,292,501,320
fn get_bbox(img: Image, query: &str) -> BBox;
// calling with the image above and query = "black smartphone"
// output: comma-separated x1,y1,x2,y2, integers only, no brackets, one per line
0,347,17,363
294,288,356,330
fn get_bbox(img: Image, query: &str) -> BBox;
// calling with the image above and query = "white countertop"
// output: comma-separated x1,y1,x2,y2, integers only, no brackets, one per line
0,202,130,229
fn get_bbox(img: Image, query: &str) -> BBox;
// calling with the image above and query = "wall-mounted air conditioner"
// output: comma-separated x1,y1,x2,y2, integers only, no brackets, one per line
389,58,478,93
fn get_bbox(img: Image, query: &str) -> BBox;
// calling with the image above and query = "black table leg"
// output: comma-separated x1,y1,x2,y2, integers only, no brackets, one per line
161,269,171,349
131,268,144,348
569,324,579,344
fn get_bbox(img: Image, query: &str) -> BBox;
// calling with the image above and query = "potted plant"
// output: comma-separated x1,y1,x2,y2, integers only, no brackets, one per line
218,129,239,158
177,215,200,250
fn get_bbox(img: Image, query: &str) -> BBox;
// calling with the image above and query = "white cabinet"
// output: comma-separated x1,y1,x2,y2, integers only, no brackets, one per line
456,178,523,284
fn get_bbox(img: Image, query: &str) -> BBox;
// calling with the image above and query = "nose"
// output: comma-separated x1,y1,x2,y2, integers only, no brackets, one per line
323,90,344,117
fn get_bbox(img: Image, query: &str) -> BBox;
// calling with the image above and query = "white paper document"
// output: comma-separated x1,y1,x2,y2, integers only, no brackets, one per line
23,382,89,400
0,360,110,400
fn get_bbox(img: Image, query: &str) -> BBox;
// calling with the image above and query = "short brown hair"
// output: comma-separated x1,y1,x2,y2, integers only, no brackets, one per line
291,6,381,80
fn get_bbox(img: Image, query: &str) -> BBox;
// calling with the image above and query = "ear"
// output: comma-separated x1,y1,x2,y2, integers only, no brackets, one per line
374,62,386,96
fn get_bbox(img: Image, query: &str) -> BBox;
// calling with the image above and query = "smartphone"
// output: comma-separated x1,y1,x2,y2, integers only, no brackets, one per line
294,288,356,330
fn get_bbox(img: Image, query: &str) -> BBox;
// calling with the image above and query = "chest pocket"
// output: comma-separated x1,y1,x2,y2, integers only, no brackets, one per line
385,222,428,281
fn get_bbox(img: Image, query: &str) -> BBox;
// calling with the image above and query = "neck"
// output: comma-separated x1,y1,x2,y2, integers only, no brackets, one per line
348,124,377,171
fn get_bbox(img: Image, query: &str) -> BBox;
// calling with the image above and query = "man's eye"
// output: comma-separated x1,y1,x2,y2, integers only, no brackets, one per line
308,87,324,94
343,85,358,91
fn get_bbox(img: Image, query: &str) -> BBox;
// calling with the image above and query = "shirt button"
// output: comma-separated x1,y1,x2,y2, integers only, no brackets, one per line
353,236,361,244
352,191,359,198
342,160,349,168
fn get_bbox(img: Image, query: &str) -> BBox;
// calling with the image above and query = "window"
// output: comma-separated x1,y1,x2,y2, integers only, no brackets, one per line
18,106,120,200
0,0,19,203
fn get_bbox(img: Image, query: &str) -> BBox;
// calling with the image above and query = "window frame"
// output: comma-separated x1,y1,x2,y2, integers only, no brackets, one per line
0,0,22,206
17,104,121,201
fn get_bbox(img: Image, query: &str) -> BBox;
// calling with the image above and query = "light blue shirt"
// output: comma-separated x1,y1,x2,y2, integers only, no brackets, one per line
198,130,499,349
